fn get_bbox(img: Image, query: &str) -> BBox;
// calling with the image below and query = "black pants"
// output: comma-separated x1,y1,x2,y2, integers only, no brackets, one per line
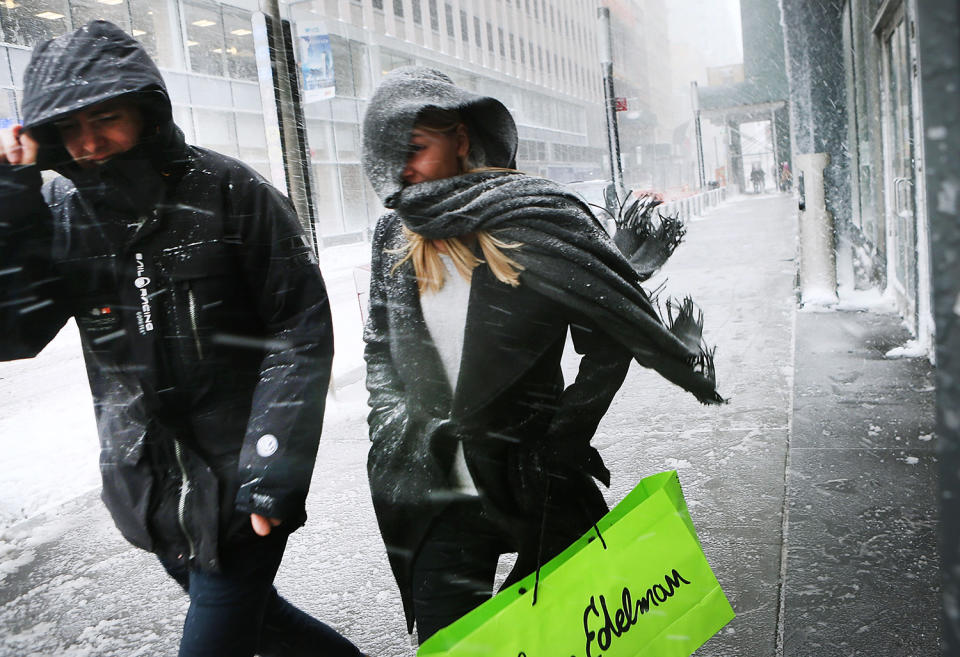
160,533,361,657
410,479,607,645
410,499,516,644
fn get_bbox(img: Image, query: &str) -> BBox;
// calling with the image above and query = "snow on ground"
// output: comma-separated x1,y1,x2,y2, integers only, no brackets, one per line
0,242,373,531
0,320,100,529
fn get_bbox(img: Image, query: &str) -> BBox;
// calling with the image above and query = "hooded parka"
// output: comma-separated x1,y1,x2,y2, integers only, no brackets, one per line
361,67,635,632
0,21,333,572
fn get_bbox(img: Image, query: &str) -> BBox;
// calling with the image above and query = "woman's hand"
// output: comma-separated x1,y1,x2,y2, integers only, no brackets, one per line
0,126,39,166
250,513,282,536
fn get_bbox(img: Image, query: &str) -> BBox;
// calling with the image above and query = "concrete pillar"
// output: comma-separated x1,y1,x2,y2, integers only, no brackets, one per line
728,119,744,193
796,152,838,305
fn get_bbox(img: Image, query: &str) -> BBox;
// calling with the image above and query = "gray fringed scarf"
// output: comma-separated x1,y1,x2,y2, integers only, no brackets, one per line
395,169,725,405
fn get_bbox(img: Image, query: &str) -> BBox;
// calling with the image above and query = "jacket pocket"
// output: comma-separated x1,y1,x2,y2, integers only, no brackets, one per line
155,241,236,365
98,412,155,552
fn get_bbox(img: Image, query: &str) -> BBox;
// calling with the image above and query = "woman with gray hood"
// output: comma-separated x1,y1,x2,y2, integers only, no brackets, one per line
361,67,723,642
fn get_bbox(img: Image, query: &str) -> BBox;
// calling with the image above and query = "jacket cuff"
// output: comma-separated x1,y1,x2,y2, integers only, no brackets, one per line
234,481,307,526
0,164,43,198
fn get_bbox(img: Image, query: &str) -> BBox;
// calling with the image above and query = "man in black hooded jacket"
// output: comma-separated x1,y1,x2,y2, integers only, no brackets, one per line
0,21,362,657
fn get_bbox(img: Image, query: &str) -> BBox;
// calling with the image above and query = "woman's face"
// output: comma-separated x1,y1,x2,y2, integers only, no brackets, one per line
402,125,470,185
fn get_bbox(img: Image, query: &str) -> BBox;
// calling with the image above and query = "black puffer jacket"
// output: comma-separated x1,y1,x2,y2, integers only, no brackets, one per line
0,21,333,572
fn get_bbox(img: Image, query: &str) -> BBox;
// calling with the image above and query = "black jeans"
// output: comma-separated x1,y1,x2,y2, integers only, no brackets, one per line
160,533,361,657
410,498,516,644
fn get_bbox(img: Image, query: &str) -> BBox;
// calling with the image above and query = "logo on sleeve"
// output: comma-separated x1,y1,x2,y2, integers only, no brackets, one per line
134,253,154,334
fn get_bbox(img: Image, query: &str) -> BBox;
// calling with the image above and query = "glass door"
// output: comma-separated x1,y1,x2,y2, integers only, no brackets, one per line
879,3,918,328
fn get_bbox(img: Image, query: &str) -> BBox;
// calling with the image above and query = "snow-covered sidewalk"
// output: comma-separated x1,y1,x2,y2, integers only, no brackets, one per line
0,193,938,656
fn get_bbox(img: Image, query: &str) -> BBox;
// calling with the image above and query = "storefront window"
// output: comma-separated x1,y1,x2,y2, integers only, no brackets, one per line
306,118,334,161
1,0,71,47
380,48,412,76
184,1,224,77
130,0,179,69
350,40,370,98
171,104,195,143
70,0,128,33
339,163,371,232
236,111,267,164
194,107,238,157
0,88,18,128
223,8,256,81
334,121,359,160
329,35,355,97
313,162,344,235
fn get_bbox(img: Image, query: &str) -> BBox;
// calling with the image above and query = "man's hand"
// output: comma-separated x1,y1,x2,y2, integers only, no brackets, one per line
250,513,282,537
0,126,38,166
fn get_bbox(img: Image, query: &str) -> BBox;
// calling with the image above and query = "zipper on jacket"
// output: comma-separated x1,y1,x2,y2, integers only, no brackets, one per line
173,439,197,562
186,284,203,360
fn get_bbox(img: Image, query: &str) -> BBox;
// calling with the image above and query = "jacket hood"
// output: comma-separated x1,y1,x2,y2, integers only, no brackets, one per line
21,20,174,171
361,66,518,208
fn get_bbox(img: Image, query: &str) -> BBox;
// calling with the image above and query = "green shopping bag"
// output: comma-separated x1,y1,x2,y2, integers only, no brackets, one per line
417,470,734,657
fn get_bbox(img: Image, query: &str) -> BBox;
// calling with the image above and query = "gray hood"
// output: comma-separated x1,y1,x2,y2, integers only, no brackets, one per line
361,66,517,208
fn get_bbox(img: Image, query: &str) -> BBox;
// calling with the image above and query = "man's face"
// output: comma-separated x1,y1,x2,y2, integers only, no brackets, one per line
54,98,144,168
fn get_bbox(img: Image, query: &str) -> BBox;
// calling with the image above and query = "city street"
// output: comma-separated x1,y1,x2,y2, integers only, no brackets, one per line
0,193,938,656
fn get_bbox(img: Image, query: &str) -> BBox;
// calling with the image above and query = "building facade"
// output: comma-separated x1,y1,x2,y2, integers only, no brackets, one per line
2,0,669,245
780,0,945,348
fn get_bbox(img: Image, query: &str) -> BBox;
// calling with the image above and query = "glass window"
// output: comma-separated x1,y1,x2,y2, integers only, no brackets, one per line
8,47,31,87
444,2,453,37
236,111,266,164
223,8,256,81
498,27,504,57
372,0,383,10
486,21,493,52
0,47,11,87
184,1,225,77
306,118,334,161
70,0,130,34
459,9,467,43
194,108,238,158
189,74,231,107
231,80,261,111
313,163,343,235
350,40,370,98
329,35,355,97
412,0,421,25
473,16,481,46
171,104,195,144
381,48,413,75
339,164,371,232
130,0,179,69
428,0,438,32
0,88,19,128
334,122,359,160
393,0,403,18
1,0,70,47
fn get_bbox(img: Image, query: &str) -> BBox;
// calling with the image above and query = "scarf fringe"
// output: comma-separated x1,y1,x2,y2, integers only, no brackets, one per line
609,192,687,281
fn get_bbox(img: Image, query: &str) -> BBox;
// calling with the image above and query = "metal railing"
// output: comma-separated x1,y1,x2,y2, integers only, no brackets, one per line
659,186,728,221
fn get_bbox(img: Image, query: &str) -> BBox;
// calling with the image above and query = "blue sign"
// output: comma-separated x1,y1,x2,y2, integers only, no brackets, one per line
297,26,335,102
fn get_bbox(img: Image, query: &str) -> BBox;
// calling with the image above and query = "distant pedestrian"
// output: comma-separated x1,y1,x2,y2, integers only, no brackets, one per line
779,161,793,191
750,163,765,193
360,66,724,644
0,21,363,657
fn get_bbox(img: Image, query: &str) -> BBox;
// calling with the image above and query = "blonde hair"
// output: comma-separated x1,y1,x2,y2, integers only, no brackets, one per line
393,226,525,294
390,108,525,294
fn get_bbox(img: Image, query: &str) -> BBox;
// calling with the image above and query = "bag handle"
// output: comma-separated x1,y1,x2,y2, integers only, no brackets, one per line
531,481,608,607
